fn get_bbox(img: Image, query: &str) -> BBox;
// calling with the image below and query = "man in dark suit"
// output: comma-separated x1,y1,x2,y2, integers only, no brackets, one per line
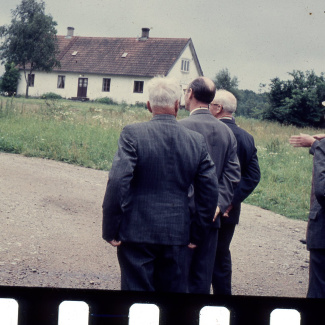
102,76,218,292
290,132,325,298
179,77,241,294
209,89,260,295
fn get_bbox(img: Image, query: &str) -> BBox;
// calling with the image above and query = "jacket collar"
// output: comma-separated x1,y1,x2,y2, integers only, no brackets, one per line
151,114,177,121
190,108,212,116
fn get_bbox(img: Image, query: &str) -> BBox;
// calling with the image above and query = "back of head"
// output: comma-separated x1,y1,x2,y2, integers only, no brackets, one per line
213,89,237,113
188,77,216,104
147,76,181,110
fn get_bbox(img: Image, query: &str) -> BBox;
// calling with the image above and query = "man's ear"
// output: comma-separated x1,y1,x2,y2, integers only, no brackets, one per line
147,101,153,113
188,88,194,99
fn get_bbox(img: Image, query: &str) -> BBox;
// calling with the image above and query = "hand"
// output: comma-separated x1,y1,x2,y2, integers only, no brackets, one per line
109,239,121,247
188,243,197,249
213,206,220,222
313,134,325,141
223,205,233,217
289,133,316,148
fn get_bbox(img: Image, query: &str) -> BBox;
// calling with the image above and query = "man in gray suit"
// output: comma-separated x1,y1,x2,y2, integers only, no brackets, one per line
102,76,218,292
290,132,325,298
179,77,240,294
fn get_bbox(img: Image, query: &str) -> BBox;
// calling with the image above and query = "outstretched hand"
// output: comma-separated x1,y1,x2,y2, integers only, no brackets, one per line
289,133,316,148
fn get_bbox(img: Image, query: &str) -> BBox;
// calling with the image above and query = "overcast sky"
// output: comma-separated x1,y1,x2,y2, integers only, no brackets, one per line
0,0,324,92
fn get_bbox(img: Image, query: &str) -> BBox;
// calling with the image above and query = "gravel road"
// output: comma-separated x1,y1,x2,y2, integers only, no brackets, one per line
0,152,309,297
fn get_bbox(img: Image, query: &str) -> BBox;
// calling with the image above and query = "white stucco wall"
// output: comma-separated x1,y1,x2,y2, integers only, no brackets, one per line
16,71,152,104
167,43,202,106
16,43,201,105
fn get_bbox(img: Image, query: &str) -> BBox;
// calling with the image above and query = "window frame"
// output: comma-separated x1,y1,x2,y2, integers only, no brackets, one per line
102,78,111,92
57,75,65,89
133,81,144,93
28,74,35,87
181,59,190,72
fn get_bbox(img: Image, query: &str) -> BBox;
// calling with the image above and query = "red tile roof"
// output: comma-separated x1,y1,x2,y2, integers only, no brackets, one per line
53,35,200,77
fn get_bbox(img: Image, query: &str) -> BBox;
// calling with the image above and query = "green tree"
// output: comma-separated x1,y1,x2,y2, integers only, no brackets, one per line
0,0,60,98
236,89,269,119
213,68,240,98
0,62,21,95
264,70,325,127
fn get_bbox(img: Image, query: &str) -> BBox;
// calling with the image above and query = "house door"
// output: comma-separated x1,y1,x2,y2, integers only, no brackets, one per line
77,78,88,98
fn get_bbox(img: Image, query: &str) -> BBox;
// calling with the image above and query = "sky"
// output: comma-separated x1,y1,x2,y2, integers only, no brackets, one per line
0,0,324,92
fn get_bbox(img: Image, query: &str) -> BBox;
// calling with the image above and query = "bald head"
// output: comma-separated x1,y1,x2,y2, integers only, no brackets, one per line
187,77,216,105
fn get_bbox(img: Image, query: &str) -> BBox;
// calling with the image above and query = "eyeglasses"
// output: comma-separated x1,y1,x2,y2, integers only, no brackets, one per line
209,103,223,109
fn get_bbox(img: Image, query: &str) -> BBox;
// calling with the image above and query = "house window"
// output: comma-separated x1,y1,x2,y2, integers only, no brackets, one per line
57,75,65,89
134,81,144,93
102,78,111,92
28,74,35,87
181,59,190,72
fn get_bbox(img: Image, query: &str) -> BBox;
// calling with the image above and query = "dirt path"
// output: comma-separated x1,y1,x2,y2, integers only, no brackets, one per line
0,152,309,297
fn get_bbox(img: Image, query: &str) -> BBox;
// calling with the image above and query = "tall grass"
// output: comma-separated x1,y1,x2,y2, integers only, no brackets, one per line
0,96,317,220
236,117,316,220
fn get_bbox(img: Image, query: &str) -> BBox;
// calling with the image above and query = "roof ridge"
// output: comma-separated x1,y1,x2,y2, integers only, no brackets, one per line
57,35,190,41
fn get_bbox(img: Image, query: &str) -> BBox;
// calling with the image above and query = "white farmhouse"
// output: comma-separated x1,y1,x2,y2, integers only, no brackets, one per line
16,27,203,105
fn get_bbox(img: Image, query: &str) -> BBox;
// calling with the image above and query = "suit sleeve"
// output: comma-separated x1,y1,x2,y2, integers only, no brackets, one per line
102,127,137,242
217,134,241,213
313,139,325,207
232,141,261,206
190,139,219,245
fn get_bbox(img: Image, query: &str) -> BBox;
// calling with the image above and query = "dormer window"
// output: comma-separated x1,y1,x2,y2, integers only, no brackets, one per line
181,59,190,72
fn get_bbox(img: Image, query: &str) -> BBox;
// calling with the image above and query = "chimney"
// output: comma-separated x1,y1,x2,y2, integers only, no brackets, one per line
66,27,75,38
141,27,150,40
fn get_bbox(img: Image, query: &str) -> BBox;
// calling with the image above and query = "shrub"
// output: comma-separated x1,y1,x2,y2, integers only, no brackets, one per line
41,92,62,100
94,97,117,105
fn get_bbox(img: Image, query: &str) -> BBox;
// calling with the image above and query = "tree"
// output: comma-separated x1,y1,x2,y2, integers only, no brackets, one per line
213,68,240,98
263,70,325,127
236,89,269,119
0,0,60,98
0,62,20,95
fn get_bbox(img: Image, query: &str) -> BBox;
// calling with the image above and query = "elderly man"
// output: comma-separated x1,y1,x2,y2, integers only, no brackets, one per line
102,76,218,292
290,132,325,298
209,89,260,295
179,77,240,294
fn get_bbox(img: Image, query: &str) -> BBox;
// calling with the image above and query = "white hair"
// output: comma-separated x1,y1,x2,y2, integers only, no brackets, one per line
147,76,180,109
214,89,237,113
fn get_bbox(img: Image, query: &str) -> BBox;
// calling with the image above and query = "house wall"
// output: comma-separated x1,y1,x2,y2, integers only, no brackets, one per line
16,71,151,104
167,43,202,106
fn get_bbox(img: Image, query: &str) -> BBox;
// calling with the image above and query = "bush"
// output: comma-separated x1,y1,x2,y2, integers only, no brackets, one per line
94,97,117,105
0,62,20,96
41,92,62,100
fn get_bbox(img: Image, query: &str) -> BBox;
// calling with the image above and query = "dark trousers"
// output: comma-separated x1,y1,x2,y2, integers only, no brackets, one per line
212,222,236,295
117,242,187,292
187,227,219,294
307,249,325,298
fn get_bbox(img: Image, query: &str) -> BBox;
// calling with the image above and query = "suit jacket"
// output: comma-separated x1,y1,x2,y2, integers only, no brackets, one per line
102,114,218,246
307,139,325,250
179,109,241,228
220,118,261,224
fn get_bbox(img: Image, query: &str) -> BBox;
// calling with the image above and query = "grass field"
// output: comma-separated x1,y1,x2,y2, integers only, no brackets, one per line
0,95,319,221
